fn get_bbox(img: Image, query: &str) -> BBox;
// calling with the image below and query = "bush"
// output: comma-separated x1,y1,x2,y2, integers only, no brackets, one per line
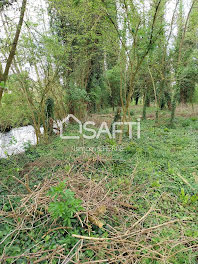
48,182,84,226
181,119,191,127
66,83,89,119
0,90,32,131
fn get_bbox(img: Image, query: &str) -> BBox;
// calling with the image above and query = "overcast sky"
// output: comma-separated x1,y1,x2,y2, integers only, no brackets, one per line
0,0,193,75
0,0,192,35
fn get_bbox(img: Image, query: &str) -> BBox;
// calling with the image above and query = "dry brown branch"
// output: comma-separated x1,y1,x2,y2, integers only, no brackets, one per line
1,153,197,263
12,175,32,193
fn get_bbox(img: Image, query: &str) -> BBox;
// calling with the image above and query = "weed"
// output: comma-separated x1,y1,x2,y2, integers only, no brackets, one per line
48,182,84,226
1,112,198,263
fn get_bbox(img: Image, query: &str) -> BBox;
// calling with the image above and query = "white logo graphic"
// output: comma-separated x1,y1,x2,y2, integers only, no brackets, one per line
58,115,140,140
58,114,83,140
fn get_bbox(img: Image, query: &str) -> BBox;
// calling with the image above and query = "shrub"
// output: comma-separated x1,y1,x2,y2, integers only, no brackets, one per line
48,182,84,226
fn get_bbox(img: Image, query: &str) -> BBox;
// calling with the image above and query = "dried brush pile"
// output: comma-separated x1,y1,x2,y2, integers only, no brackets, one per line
1,154,197,263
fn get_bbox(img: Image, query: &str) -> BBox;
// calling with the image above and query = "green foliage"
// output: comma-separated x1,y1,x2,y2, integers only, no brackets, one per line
66,83,89,118
190,116,198,122
48,182,84,226
181,119,191,127
105,66,122,109
68,87,88,102
0,81,6,88
125,142,137,156
1,0,198,261
1,114,198,263
23,141,32,152
45,98,54,119
72,0,81,6
130,110,135,116
180,188,198,205
0,78,32,131
88,76,109,112
193,85,198,103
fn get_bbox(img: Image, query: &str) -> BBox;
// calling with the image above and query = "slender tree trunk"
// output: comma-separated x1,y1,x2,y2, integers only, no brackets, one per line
148,65,159,122
0,86,3,102
0,0,27,103
170,90,178,125
142,87,148,120
170,0,195,125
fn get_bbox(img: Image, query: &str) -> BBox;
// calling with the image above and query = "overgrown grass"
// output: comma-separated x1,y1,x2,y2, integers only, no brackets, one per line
0,111,198,263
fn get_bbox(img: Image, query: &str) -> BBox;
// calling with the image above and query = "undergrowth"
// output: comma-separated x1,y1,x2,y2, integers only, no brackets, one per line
0,115,198,263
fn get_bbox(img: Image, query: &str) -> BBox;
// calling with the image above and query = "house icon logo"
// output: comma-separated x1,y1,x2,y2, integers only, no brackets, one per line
58,114,83,139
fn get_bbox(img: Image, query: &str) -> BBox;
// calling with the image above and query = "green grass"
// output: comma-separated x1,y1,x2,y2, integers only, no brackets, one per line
0,115,198,263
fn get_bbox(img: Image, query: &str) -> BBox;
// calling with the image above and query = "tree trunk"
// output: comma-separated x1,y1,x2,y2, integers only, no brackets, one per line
142,90,148,120
0,0,27,103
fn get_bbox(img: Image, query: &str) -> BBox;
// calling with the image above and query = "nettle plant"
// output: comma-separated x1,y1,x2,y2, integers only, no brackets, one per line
48,182,84,226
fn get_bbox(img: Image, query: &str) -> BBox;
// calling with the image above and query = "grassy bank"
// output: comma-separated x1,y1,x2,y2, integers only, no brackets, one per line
0,108,198,263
